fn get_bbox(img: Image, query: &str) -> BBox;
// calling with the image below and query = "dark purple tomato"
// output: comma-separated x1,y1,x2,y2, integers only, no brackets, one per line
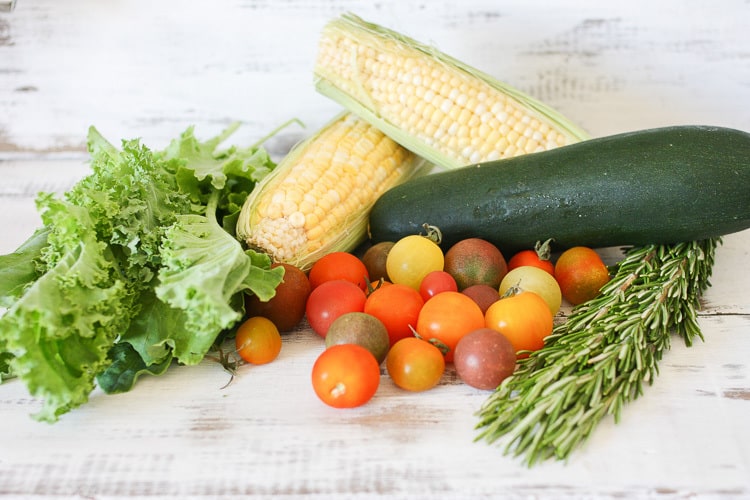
453,328,516,390
460,284,500,314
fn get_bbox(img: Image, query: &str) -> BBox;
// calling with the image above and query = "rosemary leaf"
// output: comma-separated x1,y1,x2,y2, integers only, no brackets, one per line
475,238,719,466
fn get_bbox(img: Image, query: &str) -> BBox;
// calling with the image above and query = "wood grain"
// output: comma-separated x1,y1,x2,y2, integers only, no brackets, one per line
1,0,749,498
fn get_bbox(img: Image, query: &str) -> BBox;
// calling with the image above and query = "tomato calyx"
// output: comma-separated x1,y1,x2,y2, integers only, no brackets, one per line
427,338,451,356
534,238,554,261
420,223,443,245
205,340,242,389
411,326,450,356
501,283,524,298
365,276,388,295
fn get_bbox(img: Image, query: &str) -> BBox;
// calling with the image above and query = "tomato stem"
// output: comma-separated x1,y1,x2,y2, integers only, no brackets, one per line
427,338,450,356
365,276,387,295
420,223,443,245
501,283,523,298
410,326,450,356
534,238,554,261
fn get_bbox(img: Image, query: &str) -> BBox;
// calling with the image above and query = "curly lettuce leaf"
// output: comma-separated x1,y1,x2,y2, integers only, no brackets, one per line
0,204,132,421
154,194,283,365
67,130,193,281
165,124,275,235
96,341,172,394
0,228,50,380
0,227,49,308
0,123,279,420
0,353,12,382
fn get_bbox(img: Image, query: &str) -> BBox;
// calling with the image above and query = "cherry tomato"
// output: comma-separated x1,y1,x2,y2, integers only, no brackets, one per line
461,284,500,314
454,328,516,390
235,316,282,365
386,235,444,290
361,241,394,282
554,246,611,305
419,270,458,302
308,251,370,290
364,283,424,346
311,344,380,408
507,239,555,275
305,279,367,337
325,312,391,364
499,265,562,315
415,291,485,362
245,263,311,332
386,337,445,392
485,291,553,356
443,238,507,290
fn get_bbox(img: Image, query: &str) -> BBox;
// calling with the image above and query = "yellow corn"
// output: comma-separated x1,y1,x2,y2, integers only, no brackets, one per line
236,112,428,270
315,14,590,169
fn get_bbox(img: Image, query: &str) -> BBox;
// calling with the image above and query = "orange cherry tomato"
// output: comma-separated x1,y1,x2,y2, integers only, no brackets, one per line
311,344,380,408
415,291,485,362
364,283,424,347
235,316,282,365
386,337,445,392
554,246,610,305
485,291,553,357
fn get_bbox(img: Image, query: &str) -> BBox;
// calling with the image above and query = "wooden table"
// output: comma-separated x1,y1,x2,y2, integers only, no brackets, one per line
1,1,749,498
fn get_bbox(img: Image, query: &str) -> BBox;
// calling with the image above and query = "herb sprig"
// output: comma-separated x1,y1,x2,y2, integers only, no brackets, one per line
475,239,719,466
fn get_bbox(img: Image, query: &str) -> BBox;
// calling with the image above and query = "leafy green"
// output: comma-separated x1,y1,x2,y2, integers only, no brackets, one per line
96,342,172,394
154,192,283,365
0,123,281,421
0,227,49,308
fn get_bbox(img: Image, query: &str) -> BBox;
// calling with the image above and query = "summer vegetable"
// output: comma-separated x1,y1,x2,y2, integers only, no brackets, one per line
0,124,284,421
369,126,750,254
314,13,589,169
476,239,718,465
236,112,428,271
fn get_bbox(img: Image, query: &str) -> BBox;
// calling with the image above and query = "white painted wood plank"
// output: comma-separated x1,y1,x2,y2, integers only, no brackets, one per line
1,0,749,498
0,314,748,498
1,0,748,154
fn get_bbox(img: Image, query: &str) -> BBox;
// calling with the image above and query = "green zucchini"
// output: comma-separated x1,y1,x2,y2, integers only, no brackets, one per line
368,125,750,254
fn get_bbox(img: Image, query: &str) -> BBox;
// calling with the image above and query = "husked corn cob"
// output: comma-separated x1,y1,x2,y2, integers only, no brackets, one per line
315,14,590,169
236,112,428,270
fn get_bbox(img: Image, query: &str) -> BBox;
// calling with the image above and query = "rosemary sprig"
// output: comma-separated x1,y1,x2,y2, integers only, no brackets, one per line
475,238,719,466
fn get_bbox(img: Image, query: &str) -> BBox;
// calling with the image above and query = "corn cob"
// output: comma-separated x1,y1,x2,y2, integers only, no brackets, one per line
236,112,428,271
314,14,590,169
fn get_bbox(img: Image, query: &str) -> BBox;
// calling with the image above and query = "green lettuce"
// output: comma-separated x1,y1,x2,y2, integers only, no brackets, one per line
0,124,281,421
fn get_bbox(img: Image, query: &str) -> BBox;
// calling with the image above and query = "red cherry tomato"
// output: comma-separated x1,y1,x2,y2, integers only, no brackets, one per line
507,239,555,275
308,251,370,290
364,283,424,346
311,344,381,408
419,270,458,302
305,279,367,337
